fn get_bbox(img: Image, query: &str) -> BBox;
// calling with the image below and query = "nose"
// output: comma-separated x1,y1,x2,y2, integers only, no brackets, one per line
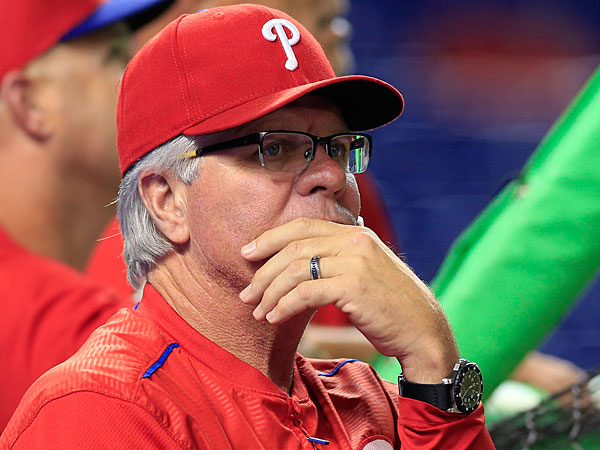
295,144,347,198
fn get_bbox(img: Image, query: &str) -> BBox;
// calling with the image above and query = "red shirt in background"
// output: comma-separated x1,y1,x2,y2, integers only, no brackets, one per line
0,227,132,430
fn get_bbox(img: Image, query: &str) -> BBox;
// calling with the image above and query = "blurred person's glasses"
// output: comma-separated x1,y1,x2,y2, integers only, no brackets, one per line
182,131,372,174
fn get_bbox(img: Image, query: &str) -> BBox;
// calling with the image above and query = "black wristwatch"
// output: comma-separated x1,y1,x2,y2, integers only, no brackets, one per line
398,358,483,414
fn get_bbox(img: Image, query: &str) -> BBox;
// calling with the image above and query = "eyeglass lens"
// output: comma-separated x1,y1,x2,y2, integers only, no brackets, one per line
260,132,369,174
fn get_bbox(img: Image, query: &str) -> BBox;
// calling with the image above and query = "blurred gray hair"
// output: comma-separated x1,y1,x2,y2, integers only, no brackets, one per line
117,135,201,289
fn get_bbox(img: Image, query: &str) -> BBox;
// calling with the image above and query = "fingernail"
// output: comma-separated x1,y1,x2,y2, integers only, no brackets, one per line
239,284,251,302
265,311,276,323
241,241,256,256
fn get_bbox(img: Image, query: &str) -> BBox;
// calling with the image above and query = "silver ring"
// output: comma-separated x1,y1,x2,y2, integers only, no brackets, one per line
309,256,321,280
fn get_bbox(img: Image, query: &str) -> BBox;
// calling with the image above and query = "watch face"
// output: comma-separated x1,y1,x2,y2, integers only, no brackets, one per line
453,363,483,414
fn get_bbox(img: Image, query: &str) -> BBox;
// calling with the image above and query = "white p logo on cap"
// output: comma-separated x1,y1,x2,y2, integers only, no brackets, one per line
262,18,300,71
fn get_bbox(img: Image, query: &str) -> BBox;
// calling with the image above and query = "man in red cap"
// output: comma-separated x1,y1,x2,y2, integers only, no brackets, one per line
84,0,400,361
2,5,493,448
0,0,171,430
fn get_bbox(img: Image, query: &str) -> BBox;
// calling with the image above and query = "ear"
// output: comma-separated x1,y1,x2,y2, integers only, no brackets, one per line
1,70,52,141
138,172,190,245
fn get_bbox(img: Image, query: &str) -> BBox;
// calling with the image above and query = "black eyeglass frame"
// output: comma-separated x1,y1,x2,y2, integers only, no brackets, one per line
181,130,373,174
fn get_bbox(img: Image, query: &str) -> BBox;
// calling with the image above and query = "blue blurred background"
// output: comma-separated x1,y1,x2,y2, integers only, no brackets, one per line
347,0,600,369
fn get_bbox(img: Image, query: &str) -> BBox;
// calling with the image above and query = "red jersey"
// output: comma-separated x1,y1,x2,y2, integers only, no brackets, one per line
0,226,132,430
2,284,494,449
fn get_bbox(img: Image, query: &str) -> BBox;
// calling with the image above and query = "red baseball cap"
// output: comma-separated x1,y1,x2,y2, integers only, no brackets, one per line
0,0,172,81
117,4,404,175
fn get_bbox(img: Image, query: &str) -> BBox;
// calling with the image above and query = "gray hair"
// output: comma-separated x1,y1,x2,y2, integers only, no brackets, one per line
117,135,201,289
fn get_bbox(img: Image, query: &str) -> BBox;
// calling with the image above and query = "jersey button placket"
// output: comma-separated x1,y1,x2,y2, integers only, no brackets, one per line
287,399,309,448
290,400,330,449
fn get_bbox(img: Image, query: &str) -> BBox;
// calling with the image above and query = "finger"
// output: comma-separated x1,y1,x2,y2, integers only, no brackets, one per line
252,256,342,320
241,217,362,261
240,236,346,304
264,277,347,324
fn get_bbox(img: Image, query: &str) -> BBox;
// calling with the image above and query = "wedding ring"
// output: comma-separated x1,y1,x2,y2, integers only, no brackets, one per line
309,256,321,280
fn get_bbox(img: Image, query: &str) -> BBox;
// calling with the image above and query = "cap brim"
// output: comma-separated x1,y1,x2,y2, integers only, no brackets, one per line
183,74,404,137
61,0,174,41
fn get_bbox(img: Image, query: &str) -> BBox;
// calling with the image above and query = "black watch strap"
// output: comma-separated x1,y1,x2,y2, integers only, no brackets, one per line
398,378,453,411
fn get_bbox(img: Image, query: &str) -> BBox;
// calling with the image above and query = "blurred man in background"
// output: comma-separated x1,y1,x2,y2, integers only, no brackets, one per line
0,0,171,429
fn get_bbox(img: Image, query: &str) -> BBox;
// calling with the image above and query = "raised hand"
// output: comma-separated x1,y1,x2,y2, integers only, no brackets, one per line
239,217,459,383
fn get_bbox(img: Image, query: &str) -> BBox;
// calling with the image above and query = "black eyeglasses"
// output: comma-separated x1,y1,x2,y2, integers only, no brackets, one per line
181,130,373,174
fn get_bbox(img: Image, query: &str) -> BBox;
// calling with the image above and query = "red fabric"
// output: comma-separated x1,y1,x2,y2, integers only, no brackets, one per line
117,5,403,174
355,173,399,251
0,0,100,79
0,226,132,431
311,304,353,326
2,284,493,449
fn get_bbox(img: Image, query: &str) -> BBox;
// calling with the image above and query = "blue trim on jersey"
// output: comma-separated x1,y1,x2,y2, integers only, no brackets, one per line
133,301,140,310
307,436,330,445
317,359,358,377
142,343,180,378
